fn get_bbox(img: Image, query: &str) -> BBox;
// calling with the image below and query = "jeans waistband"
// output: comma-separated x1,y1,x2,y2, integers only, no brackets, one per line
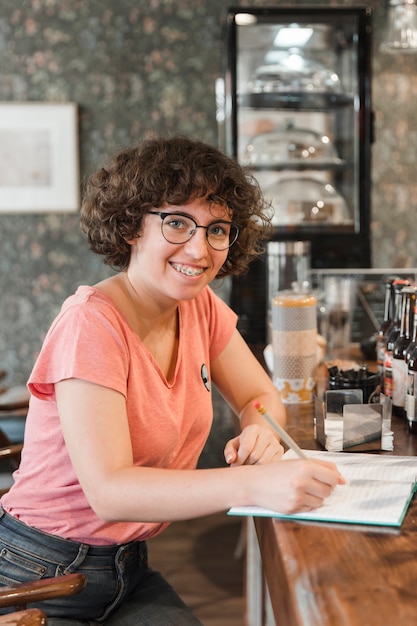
0,507,146,562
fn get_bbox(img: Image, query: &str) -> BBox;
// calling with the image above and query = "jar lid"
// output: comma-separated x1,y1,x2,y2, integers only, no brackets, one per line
272,292,316,307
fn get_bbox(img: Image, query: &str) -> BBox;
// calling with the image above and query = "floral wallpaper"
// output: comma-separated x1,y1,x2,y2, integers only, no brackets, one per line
0,0,416,394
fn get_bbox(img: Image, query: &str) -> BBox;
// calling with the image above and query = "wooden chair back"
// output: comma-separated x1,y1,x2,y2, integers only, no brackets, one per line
0,607,47,625
0,573,86,610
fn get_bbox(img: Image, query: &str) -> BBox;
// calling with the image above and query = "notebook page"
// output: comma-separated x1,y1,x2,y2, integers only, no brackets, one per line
228,451,417,527
285,450,417,484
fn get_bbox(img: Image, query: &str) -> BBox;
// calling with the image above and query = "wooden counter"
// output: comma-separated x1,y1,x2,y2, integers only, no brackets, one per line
252,401,417,626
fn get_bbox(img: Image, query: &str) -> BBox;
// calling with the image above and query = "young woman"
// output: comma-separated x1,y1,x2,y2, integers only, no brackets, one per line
0,136,342,625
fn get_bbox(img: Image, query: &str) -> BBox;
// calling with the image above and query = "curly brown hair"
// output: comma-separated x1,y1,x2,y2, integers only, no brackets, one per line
80,135,272,278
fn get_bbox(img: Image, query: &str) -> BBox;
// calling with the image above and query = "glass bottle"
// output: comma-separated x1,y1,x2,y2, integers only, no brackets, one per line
383,279,410,399
405,300,417,365
392,287,416,417
376,278,395,379
405,301,417,432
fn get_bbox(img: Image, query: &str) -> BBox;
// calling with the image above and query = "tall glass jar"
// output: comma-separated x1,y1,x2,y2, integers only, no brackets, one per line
271,291,317,403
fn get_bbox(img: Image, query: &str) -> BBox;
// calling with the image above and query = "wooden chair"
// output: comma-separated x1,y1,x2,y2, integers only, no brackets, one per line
0,385,29,442
0,607,47,625
0,381,29,495
0,450,87,625
0,448,86,625
0,573,86,625
0,386,30,413
0,380,86,625
0,573,87,609
0,442,22,497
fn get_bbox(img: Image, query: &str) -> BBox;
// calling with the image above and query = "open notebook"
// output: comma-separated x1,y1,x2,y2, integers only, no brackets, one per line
228,450,417,527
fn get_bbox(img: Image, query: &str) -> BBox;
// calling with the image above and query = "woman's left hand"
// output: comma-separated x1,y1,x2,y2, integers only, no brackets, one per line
224,424,285,466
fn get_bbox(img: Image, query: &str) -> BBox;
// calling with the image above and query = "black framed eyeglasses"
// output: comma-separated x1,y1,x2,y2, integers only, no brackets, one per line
148,211,240,251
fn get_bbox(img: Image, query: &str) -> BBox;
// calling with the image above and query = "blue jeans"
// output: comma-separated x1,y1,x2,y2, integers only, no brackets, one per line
0,508,203,625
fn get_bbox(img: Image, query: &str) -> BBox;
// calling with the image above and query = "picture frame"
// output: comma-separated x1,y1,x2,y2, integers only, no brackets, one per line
0,102,79,213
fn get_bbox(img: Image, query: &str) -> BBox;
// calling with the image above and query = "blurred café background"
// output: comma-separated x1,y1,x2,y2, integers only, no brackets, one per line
4,4,417,624
0,0,417,452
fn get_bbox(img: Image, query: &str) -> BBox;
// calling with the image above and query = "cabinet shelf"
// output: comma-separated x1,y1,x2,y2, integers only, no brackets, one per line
247,161,349,172
271,222,355,235
239,92,354,110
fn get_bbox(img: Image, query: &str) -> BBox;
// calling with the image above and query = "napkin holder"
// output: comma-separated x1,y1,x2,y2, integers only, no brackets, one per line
315,389,393,452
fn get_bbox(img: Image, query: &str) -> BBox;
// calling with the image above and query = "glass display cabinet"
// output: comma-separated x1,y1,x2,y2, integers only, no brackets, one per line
221,6,373,343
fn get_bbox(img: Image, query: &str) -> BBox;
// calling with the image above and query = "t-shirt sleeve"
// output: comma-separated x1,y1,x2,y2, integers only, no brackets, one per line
28,300,130,401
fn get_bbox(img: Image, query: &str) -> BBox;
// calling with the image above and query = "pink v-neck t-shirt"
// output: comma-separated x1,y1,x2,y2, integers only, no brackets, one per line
2,285,237,545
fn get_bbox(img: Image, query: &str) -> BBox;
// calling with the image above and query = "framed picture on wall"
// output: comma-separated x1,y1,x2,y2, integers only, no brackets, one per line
0,102,79,213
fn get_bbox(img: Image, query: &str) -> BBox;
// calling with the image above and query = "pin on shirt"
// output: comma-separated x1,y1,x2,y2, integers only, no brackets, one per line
201,364,210,391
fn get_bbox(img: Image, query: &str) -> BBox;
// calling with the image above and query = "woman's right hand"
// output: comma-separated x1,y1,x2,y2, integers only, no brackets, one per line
243,458,344,515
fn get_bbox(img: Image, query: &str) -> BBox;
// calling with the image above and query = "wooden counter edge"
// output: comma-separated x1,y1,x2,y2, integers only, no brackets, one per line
254,516,302,626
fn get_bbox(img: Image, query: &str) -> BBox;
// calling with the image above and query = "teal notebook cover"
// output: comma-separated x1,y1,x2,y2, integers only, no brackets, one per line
228,450,417,528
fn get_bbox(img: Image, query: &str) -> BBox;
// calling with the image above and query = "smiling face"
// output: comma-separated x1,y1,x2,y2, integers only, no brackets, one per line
127,196,231,306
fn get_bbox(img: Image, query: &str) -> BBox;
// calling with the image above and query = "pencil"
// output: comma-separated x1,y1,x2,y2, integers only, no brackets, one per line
253,401,308,460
